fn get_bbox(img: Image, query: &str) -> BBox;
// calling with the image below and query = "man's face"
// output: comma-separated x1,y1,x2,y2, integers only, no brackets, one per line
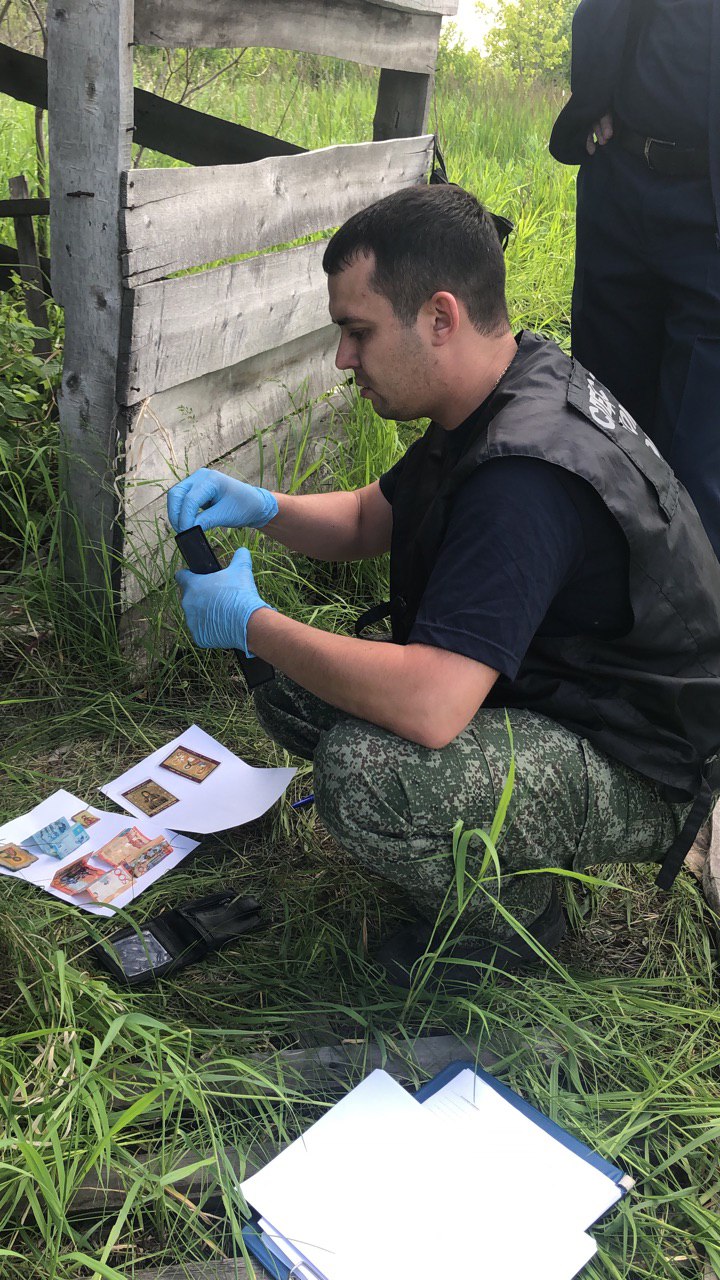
328,252,436,421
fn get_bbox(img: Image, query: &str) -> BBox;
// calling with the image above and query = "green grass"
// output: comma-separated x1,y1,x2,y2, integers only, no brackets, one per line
1,45,719,1280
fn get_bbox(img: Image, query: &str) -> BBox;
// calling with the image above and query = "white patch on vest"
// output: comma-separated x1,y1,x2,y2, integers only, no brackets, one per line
587,375,616,431
644,434,661,458
618,405,638,435
587,374,648,448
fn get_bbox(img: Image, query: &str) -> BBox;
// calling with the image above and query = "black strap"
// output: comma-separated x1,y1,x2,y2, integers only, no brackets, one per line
658,750,720,889
430,136,514,250
355,601,392,638
656,777,714,890
430,137,449,185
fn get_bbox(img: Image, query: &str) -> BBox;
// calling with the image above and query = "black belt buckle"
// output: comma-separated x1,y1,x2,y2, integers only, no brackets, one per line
643,135,675,172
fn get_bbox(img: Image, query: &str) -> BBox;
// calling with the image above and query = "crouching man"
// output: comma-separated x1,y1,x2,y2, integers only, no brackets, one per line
167,185,720,986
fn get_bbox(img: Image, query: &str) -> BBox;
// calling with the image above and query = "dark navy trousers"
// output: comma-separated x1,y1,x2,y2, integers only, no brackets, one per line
572,142,720,556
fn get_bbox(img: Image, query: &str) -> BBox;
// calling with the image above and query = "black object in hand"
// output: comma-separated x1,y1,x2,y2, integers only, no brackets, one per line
91,891,262,986
175,524,274,691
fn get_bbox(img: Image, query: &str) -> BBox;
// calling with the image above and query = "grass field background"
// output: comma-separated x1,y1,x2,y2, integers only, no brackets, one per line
1,39,719,1280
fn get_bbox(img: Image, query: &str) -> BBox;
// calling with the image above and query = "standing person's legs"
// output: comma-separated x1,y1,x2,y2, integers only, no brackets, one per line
647,174,720,556
572,147,720,555
571,145,664,431
255,675,686,943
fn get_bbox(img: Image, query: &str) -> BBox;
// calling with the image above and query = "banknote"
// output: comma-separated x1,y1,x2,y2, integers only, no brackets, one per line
51,856,104,896
95,826,154,868
28,817,90,859
86,865,133,904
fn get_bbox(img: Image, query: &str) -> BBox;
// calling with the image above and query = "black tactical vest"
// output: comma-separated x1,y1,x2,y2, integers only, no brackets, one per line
373,332,720,885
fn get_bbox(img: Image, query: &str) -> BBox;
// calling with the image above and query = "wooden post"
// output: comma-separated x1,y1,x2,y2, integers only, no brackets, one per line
373,68,434,141
8,174,51,358
47,0,134,598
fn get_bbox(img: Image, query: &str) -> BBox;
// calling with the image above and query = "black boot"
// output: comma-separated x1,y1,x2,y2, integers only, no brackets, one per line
373,889,567,990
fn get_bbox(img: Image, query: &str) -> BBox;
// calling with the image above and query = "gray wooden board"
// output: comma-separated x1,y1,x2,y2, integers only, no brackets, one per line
121,135,433,286
65,1036,494,1213
118,241,332,406
133,1266,255,1279
0,242,52,294
369,0,458,12
134,1266,254,1280
0,196,50,217
373,69,433,141
0,40,47,108
133,85,306,168
134,0,442,74
0,42,304,170
123,323,342,514
122,395,340,607
47,0,134,592
120,326,345,607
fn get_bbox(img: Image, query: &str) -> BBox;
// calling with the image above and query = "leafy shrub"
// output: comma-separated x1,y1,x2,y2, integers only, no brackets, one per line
0,283,62,544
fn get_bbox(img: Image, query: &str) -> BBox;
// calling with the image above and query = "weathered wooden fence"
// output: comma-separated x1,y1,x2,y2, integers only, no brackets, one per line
4,0,458,601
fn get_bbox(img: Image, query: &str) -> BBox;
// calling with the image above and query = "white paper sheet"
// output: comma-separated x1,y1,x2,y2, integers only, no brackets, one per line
0,789,198,916
242,1069,610,1280
101,724,296,833
242,1071,438,1280
423,1068,622,1231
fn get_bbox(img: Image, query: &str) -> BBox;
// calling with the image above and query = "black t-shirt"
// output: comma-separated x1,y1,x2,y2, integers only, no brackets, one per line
379,428,633,680
615,0,712,147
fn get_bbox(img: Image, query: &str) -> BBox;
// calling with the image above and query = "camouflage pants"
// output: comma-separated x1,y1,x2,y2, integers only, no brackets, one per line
254,674,689,941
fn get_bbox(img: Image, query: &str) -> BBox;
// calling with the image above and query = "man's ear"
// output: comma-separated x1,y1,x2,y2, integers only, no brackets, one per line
427,291,461,346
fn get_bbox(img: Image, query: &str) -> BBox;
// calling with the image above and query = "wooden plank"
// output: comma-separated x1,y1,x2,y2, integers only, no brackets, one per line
133,86,305,167
8,176,51,357
0,196,51,217
0,41,47,109
133,1266,253,1280
118,240,331,406
134,0,443,74
48,0,134,593
0,44,303,170
258,1035,497,1093
373,69,433,141
121,135,433,287
123,324,342,522
122,394,340,608
369,0,458,12
0,242,52,295
121,327,344,608
64,1036,492,1212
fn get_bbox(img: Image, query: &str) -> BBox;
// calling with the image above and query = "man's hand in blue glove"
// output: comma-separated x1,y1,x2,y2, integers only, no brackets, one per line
167,467,279,534
176,547,273,657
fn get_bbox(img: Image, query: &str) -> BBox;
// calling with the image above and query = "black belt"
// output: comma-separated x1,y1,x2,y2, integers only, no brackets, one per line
614,121,709,179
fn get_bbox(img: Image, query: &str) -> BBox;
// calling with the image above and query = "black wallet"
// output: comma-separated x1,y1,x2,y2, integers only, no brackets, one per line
91,891,262,986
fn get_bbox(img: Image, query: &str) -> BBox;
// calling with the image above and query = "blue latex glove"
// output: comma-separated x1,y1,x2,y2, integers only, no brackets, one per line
176,547,273,656
167,467,279,534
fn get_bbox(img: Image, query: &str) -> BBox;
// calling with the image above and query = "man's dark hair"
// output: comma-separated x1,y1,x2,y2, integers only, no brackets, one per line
322,184,510,335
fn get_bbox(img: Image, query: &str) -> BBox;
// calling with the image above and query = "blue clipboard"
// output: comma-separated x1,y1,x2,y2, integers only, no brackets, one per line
241,1222,288,1279
241,1060,630,1277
